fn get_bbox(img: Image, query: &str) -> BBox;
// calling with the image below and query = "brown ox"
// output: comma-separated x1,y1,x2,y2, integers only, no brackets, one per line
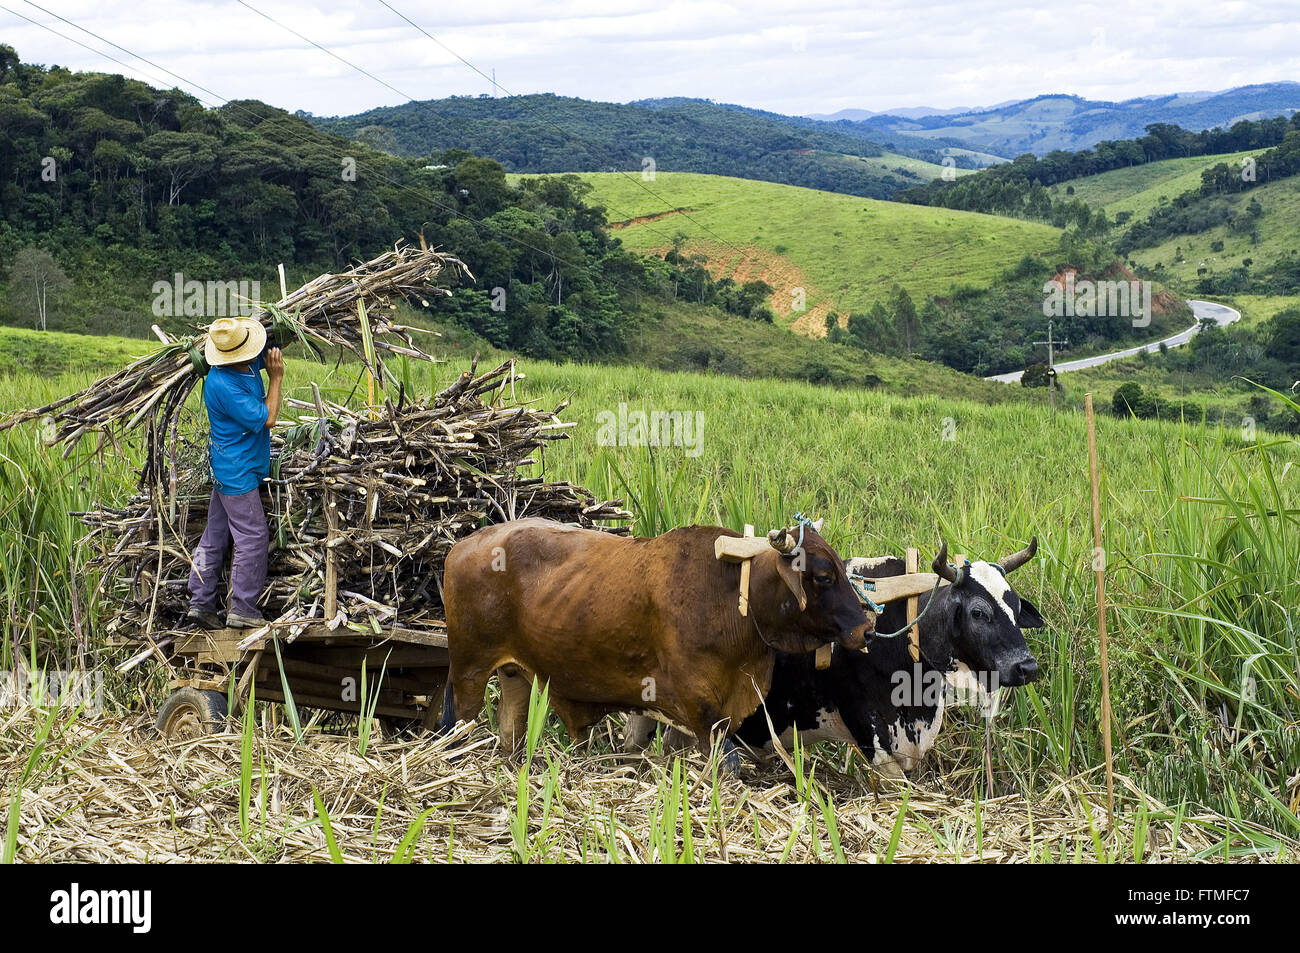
437,518,871,766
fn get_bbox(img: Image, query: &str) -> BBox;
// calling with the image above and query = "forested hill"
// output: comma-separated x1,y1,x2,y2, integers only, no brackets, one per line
309,93,987,199
0,47,763,362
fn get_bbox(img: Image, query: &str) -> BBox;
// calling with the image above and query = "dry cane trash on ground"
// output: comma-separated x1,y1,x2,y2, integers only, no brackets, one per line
2,707,1288,863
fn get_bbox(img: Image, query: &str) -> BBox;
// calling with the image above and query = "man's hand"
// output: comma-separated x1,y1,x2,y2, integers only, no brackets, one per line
264,348,284,429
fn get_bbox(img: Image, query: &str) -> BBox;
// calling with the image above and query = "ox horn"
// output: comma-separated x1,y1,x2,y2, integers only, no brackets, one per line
768,527,797,554
999,535,1038,574
932,540,962,585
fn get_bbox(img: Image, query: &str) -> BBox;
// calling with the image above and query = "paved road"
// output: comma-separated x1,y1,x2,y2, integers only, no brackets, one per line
985,300,1242,383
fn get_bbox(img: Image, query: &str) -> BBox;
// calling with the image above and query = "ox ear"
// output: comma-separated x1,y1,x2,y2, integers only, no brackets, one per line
773,553,807,611
1017,596,1044,629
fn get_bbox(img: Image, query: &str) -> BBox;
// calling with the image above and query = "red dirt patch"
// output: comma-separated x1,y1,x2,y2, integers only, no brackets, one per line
608,208,695,230
640,239,839,338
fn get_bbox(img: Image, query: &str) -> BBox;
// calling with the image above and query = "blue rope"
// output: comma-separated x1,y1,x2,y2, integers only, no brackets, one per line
789,511,816,554
785,512,946,636
847,574,885,614
867,575,944,640
784,512,956,643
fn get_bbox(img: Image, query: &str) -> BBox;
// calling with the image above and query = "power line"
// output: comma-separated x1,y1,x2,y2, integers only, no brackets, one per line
5,4,785,325
230,0,707,256
2,8,730,334
234,0,416,106
229,0,716,265
4,3,633,291
369,0,802,294
20,0,225,106
1,3,221,107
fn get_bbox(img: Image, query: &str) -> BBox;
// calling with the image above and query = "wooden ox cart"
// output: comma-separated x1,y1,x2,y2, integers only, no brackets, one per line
157,528,946,740
154,622,449,740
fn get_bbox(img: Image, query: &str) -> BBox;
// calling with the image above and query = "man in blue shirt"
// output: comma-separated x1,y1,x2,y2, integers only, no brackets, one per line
186,316,285,629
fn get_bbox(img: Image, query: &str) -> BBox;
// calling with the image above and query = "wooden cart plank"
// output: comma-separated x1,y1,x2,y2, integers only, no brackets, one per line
252,683,428,720
174,622,447,660
289,644,448,668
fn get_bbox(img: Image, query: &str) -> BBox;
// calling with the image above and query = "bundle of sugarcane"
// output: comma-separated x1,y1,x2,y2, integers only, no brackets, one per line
0,244,473,493
79,359,631,640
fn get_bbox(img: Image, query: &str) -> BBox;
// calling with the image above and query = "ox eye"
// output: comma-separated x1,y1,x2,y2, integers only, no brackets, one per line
814,573,834,587
971,605,991,621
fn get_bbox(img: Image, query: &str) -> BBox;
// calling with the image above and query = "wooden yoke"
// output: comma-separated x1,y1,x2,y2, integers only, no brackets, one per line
715,524,763,615
715,532,962,671
715,526,838,670
854,547,963,664
905,548,920,662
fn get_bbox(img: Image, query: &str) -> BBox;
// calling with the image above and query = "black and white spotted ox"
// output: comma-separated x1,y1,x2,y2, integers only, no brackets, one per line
728,538,1043,775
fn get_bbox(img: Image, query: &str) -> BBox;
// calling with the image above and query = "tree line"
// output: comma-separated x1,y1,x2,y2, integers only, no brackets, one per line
310,92,965,200
823,233,1186,377
1117,124,1300,255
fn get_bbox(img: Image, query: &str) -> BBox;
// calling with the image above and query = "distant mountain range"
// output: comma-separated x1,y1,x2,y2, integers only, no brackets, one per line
809,105,1003,121
827,83,1300,156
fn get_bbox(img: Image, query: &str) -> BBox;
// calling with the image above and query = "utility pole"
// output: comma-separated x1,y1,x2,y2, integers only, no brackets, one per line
1033,320,1068,414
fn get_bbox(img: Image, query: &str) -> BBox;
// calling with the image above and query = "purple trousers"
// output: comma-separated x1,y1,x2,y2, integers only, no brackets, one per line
187,488,269,618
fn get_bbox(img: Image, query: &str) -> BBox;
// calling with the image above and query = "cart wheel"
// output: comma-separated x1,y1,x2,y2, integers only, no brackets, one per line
155,687,229,740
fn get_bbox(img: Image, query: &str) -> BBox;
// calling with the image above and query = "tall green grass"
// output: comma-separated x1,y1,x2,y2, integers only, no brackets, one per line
3,343,1297,841
0,372,136,674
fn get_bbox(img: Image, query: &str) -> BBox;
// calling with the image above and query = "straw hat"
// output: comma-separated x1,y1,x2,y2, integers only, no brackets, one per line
204,317,267,367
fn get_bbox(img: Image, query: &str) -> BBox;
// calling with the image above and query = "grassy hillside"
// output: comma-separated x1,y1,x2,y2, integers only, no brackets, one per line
1126,175,1300,285
0,309,1037,409
4,327,1299,853
1055,150,1263,217
832,150,976,181
564,172,1062,334
0,326,156,377
1228,293,1300,327
622,300,1035,401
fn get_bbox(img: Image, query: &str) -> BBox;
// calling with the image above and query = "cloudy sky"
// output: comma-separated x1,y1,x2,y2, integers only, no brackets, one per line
3,0,1298,117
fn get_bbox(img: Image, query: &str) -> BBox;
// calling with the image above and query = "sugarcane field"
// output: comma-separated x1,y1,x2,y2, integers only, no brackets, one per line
0,2,1297,917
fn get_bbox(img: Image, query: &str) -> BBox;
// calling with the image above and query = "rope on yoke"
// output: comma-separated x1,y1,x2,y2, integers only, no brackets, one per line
783,512,944,639
847,574,885,614
859,574,944,640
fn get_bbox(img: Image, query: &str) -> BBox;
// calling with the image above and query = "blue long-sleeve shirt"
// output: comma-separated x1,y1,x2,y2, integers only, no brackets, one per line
205,355,269,495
